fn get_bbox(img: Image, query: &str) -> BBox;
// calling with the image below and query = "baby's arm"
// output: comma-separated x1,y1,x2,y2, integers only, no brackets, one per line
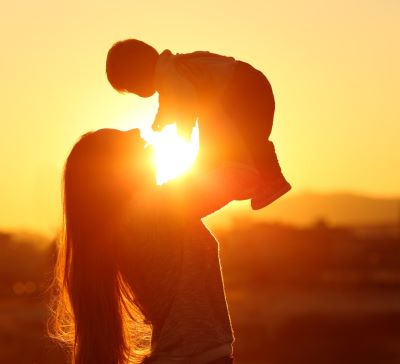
153,60,198,139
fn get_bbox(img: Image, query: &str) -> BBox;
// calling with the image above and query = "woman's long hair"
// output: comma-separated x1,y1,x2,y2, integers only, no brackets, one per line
48,129,152,364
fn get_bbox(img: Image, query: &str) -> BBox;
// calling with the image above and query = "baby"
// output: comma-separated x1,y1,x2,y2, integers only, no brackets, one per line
106,39,291,209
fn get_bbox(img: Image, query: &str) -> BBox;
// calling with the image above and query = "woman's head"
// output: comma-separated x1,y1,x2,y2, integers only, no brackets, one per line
49,128,152,364
106,39,159,97
64,128,153,232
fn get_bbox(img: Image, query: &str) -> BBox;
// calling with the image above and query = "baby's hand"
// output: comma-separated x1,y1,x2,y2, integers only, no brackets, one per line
151,118,195,141
176,119,196,140
153,93,198,140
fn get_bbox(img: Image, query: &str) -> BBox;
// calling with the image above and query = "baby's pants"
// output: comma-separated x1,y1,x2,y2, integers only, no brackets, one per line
220,61,275,177
207,356,234,363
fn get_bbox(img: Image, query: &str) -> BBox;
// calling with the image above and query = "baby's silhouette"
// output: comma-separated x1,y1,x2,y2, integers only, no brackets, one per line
106,39,291,209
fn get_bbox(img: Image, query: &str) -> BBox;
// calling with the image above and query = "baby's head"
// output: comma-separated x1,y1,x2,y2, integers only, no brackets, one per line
106,39,159,97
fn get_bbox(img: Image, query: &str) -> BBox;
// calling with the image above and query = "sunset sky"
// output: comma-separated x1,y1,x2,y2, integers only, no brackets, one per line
1,0,399,234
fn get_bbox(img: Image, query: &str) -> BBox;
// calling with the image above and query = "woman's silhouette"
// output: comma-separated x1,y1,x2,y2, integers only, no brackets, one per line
48,128,257,364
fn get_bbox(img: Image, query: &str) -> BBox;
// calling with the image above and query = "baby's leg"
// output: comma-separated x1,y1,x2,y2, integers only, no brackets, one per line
221,61,275,175
221,61,291,208
238,117,291,210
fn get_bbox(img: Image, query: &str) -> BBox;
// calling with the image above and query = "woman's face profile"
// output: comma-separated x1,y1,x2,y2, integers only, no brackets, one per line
67,128,156,200
114,129,156,187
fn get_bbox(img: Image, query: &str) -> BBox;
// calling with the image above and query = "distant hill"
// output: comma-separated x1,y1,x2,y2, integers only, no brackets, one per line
206,192,400,228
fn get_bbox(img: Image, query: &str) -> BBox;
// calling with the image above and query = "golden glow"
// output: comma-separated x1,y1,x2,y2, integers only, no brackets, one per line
144,123,199,185
1,1,399,234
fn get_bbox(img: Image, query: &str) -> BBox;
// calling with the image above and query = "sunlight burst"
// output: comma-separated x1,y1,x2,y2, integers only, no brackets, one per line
145,123,199,185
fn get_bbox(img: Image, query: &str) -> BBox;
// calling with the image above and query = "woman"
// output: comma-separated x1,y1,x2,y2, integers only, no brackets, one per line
48,128,257,364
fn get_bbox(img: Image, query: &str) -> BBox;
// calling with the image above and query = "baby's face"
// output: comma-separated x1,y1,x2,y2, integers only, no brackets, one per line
124,65,156,98
127,82,156,98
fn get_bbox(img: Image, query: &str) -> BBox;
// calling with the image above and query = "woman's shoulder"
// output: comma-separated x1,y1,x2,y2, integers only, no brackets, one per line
115,188,188,250
122,185,186,224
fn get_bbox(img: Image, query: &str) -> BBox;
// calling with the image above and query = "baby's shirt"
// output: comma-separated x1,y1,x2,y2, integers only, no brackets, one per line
153,50,237,134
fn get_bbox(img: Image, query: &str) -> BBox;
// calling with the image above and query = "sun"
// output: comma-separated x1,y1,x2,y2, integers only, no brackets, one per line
143,123,200,185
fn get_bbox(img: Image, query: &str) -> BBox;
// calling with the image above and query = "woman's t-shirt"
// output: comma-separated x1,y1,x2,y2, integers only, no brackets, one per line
117,195,234,363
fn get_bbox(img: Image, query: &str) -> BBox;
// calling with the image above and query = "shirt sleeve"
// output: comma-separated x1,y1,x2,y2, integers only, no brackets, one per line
153,57,199,138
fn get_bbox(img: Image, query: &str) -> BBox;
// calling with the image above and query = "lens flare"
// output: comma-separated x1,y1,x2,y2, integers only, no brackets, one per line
144,123,199,185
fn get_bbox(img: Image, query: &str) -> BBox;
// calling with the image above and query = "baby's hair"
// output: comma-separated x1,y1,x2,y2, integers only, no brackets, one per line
106,39,158,92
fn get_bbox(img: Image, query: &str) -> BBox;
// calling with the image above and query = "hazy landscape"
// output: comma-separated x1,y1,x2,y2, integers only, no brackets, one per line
2,0,399,362
206,192,400,228
1,193,399,364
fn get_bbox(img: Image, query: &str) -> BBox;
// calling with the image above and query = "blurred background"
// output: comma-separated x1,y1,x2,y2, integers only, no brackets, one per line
1,1,399,363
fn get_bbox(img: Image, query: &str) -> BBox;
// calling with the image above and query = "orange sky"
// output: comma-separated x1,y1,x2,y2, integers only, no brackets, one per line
0,0,399,234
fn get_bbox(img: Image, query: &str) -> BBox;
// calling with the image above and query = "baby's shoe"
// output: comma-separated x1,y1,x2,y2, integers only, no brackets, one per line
250,141,291,210
251,176,291,210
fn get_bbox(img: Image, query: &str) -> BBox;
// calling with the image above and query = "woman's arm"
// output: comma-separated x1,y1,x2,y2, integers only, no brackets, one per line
147,163,260,219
